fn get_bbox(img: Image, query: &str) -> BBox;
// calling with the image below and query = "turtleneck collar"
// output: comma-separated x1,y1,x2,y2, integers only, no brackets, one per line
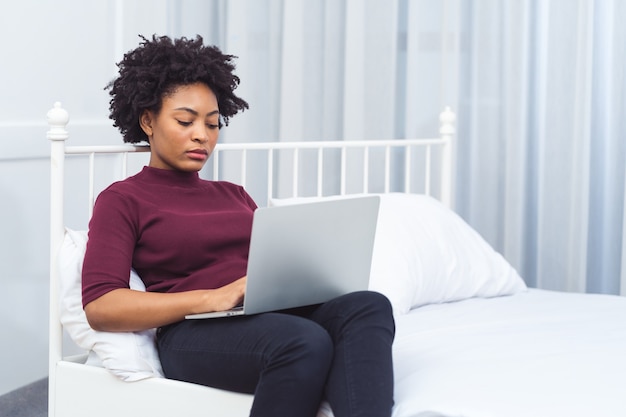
138,166,202,187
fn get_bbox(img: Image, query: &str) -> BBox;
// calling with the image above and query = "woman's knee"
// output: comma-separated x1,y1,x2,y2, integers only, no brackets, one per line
265,318,334,381
319,291,395,338
343,291,394,319
358,290,393,311
281,320,333,360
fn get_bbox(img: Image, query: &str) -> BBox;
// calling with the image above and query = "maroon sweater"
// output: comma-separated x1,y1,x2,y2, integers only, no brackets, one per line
82,166,257,307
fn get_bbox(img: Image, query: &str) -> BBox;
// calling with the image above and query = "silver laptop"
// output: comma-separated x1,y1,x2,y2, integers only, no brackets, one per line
185,195,380,319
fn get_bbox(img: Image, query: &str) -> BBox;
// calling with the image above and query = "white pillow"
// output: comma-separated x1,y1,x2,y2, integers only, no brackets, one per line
270,193,527,314
57,228,164,381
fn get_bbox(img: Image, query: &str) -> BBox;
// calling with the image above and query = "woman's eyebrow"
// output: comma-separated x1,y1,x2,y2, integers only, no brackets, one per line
174,107,219,117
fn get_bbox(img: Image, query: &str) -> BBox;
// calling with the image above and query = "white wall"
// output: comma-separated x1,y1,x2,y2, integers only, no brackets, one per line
0,0,219,396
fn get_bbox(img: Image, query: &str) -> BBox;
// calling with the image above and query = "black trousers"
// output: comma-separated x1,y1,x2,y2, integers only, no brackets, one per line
157,290,395,417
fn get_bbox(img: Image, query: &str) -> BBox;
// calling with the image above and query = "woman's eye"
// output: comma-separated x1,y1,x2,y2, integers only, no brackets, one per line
177,120,192,127
207,123,219,130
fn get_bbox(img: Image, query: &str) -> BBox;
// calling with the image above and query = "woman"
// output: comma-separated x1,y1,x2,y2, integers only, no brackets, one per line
82,34,395,417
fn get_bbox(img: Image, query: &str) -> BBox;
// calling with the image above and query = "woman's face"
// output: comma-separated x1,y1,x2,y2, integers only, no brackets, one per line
140,82,220,172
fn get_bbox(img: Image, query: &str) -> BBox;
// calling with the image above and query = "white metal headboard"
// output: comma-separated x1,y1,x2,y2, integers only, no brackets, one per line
48,103,455,213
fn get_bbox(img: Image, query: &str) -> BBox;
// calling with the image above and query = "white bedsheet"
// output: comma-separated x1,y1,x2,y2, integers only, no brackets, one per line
391,289,626,417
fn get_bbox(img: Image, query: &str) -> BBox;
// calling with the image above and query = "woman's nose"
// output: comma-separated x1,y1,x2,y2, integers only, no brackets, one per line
192,127,208,143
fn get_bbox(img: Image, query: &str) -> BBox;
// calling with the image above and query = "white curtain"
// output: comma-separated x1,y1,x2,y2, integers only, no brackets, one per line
164,0,625,296
448,0,626,296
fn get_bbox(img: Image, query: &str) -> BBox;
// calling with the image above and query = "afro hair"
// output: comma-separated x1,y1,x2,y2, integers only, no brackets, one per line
105,35,249,143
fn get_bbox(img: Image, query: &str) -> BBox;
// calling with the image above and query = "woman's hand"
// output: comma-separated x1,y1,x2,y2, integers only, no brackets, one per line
84,276,247,332
194,276,246,314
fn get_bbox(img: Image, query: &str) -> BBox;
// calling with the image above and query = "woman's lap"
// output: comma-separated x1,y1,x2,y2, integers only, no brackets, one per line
157,310,333,393
156,291,395,417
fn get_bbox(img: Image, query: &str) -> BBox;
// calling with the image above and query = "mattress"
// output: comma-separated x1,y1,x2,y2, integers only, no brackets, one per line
390,289,626,417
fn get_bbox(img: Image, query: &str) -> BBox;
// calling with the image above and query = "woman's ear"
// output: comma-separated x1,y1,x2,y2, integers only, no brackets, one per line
139,110,154,138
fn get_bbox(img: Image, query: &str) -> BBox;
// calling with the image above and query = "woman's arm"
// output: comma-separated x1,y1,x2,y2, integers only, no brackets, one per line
84,276,246,332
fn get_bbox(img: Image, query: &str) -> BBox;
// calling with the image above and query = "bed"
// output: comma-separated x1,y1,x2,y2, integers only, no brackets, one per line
47,102,626,417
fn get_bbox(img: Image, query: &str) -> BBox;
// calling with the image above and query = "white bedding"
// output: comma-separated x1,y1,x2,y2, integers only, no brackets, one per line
57,192,626,416
391,289,626,417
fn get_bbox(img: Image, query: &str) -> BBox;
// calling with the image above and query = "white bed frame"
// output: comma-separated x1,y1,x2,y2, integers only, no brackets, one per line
46,102,456,417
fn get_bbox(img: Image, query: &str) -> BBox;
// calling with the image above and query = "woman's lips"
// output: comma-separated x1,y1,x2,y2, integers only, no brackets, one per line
186,149,208,160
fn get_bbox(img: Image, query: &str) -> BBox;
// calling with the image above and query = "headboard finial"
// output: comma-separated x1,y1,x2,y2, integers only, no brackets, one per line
47,102,70,141
439,106,456,135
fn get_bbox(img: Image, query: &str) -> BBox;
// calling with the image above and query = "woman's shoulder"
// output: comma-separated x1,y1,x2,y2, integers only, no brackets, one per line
93,169,158,213
204,179,244,191
201,180,257,209
99,171,145,195
204,180,249,196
